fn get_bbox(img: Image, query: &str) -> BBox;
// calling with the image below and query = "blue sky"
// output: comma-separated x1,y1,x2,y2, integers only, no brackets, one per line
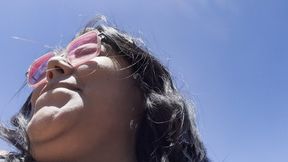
0,0,287,161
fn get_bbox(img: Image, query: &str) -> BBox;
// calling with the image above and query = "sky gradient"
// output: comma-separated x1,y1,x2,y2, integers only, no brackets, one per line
0,0,287,161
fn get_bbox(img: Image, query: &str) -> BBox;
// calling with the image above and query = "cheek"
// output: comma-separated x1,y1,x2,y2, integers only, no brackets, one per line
80,76,135,127
75,56,127,98
75,56,118,78
74,55,136,127
31,83,47,110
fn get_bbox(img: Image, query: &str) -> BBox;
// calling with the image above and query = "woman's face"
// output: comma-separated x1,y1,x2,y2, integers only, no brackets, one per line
26,31,143,161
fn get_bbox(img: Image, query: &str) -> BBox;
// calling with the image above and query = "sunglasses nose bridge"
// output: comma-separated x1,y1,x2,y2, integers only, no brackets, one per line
46,56,73,82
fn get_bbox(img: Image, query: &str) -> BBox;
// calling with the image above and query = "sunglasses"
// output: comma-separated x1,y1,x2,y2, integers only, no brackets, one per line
26,30,103,88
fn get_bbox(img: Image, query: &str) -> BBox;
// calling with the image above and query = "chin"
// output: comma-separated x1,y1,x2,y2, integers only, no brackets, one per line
27,106,63,143
28,92,85,143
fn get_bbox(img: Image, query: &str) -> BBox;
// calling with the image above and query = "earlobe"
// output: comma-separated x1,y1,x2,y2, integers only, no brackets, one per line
129,119,138,130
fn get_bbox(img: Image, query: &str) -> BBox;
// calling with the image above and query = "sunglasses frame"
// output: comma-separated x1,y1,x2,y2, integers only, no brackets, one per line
26,30,104,88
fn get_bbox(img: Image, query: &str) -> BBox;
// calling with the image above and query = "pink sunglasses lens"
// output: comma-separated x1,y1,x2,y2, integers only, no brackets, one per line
66,31,101,66
28,52,54,86
67,31,100,54
27,31,102,87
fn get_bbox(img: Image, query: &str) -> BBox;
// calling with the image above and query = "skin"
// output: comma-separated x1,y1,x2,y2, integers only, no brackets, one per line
27,43,143,162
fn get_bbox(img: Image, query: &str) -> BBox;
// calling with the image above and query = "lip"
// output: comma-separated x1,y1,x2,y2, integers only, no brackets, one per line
40,82,82,96
33,82,81,112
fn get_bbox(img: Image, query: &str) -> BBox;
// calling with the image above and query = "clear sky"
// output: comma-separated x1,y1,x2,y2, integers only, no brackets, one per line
0,0,287,161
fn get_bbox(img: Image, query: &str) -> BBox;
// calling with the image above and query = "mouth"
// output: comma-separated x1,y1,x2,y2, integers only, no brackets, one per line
41,82,82,95
33,83,82,113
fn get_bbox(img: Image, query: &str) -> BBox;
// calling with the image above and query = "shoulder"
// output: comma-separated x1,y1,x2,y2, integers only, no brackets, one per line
0,150,25,162
0,150,8,155
0,150,6,161
0,157,24,162
0,150,7,161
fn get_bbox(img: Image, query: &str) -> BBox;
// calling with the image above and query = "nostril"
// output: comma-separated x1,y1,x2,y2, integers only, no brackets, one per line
55,66,65,74
47,71,53,80
47,66,65,80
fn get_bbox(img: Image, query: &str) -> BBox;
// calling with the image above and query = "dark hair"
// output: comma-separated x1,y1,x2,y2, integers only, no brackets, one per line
0,16,209,162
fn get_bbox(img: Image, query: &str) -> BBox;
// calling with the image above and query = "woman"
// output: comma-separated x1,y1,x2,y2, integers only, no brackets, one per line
0,17,209,162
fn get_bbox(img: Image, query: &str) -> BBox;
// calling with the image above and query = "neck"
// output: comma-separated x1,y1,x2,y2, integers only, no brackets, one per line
31,131,138,162
79,140,138,162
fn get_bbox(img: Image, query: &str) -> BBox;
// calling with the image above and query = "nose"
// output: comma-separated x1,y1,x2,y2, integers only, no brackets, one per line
46,56,73,82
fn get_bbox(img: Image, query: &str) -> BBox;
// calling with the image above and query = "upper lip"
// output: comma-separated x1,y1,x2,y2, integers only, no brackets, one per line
32,82,81,113
40,82,81,95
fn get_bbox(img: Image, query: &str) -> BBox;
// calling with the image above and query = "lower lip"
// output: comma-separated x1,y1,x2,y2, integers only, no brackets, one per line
35,87,80,112
47,87,81,93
